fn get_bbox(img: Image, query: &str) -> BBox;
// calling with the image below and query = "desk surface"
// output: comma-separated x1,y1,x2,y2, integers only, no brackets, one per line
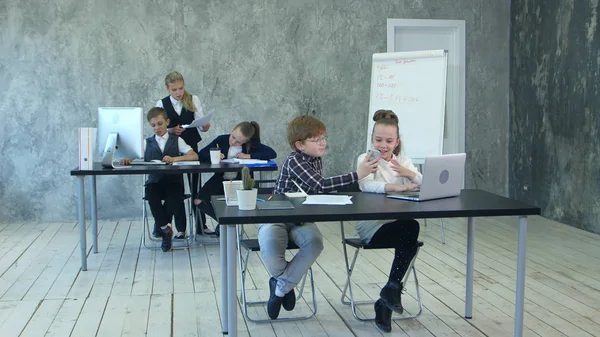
212,189,540,224
71,162,277,176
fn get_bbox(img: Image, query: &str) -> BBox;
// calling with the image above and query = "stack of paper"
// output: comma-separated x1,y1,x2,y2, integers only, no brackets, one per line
172,161,200,166
221,158,268,164
302,195,353,205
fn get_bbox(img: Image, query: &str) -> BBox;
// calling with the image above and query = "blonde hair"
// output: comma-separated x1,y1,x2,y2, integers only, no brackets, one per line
372,109,401,155
286,115,326,150
164,71,196,112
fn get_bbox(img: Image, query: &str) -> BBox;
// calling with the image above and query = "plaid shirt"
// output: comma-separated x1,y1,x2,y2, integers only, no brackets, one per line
274,151,358,195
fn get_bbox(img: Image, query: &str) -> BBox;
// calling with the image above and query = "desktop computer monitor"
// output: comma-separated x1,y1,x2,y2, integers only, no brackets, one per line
97,107,144,168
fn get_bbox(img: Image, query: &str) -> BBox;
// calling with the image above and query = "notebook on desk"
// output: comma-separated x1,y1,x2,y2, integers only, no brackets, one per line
256,200,295,210
387,153,466,202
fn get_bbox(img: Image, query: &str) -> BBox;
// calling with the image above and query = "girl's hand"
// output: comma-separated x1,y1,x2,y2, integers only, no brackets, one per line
202,123,211,131
119,158,132,165
235,153,250,159
169,125,185,136
390,159,415,179
162,155,174,163
391,183,419,192
357,155,379,179
220,153,225,159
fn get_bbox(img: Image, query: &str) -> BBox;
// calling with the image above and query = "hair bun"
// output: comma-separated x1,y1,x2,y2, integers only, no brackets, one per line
372,109,399,123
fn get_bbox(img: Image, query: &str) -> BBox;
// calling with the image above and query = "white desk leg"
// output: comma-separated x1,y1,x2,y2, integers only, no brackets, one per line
77,177,87,271
227,225,238,337
220,225,228,333
514,216,528,337
90,176,98,254
465,216,475,318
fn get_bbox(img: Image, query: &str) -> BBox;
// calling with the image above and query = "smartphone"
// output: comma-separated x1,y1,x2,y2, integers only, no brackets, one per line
368,149,381,159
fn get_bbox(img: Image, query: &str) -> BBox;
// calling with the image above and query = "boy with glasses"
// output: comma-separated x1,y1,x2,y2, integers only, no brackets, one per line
258,115,379,319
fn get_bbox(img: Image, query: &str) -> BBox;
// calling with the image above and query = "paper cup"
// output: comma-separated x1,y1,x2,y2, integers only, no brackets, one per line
210,149,221,164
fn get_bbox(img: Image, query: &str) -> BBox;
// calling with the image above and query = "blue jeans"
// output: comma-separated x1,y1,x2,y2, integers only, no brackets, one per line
258,222,324,296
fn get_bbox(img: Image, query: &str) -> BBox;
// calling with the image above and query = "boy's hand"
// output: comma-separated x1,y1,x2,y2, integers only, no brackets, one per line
119,158,132,165
390,159,416,180
169,125,185,136
202,123,211,131
357,154,379,179
162,155,175,163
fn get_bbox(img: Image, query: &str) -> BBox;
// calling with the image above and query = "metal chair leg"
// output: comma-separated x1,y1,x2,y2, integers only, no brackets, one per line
237,225,317,323
339,221,423,321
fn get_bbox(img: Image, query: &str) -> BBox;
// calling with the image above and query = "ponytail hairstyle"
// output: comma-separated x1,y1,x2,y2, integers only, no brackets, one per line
372,109,401,155
164,71,196,112
234,121,261,152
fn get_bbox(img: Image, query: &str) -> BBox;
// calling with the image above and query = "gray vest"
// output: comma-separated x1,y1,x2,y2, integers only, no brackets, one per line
144,136,183,185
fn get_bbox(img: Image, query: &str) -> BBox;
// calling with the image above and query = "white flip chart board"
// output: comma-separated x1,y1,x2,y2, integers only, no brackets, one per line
367,50,448,162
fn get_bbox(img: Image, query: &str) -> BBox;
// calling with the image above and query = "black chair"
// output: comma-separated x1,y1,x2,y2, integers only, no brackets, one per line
141,175,194,249
236,226,317,322
339,221,424,321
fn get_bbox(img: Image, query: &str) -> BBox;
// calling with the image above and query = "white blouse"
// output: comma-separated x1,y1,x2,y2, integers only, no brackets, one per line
355,152,422,242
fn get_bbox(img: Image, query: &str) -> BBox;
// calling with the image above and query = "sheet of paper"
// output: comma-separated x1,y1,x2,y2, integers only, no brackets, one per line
219,158,268,164
302,195,353,205
172,161,200,165
182,110,215,129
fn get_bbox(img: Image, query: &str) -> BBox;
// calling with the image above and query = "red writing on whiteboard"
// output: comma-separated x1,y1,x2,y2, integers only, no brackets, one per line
376,93,420,103
377,74,396,80
376,83,397,88
395,59,416,64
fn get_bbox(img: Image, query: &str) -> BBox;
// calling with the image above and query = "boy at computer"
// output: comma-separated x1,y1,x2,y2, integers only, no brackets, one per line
258,115,379,319
120,107,198,252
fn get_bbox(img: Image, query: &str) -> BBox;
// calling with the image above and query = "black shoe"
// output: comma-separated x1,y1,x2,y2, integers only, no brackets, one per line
174,233,186,240
282,288,296,311
379,282,404,314
374,299,392,333
267,277,283,319
152,227,161,238
160,226,173,252
214,224,220,237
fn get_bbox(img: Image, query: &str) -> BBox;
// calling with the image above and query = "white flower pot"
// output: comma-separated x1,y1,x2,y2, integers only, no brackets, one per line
236,188,258,210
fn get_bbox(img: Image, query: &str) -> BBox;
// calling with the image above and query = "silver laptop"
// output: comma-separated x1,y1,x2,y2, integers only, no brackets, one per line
387,153,466,202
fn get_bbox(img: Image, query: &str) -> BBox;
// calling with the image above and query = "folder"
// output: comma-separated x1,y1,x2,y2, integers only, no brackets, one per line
79,127,97,170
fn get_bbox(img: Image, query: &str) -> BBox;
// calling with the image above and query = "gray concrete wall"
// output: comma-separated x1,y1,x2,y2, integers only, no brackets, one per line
0,0,510,221
510,1,600,233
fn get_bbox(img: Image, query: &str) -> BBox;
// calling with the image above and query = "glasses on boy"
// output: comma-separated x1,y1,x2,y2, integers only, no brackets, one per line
306,136,327,144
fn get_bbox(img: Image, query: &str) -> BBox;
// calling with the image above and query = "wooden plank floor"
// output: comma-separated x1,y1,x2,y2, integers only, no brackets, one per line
0,215,599,336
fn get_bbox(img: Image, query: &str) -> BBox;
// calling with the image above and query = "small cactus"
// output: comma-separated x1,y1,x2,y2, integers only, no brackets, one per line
241,166,255,190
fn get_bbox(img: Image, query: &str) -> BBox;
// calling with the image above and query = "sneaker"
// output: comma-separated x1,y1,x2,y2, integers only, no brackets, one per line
152,227,162,238
379,281,404,314
267,277,283,319
374,299,392,333
174,232,186,240
160,225,173,252
282,288,296,311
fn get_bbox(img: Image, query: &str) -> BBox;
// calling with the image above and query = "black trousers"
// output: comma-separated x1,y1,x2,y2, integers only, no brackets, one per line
195,174,225,221
145,181,184,232
369,219,420,284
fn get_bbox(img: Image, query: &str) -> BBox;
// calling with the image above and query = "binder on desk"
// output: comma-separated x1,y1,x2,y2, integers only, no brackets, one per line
243,160,277,168
78,127,96,170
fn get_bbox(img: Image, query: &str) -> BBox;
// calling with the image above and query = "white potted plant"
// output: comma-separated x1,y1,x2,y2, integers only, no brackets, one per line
236,166,257,210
